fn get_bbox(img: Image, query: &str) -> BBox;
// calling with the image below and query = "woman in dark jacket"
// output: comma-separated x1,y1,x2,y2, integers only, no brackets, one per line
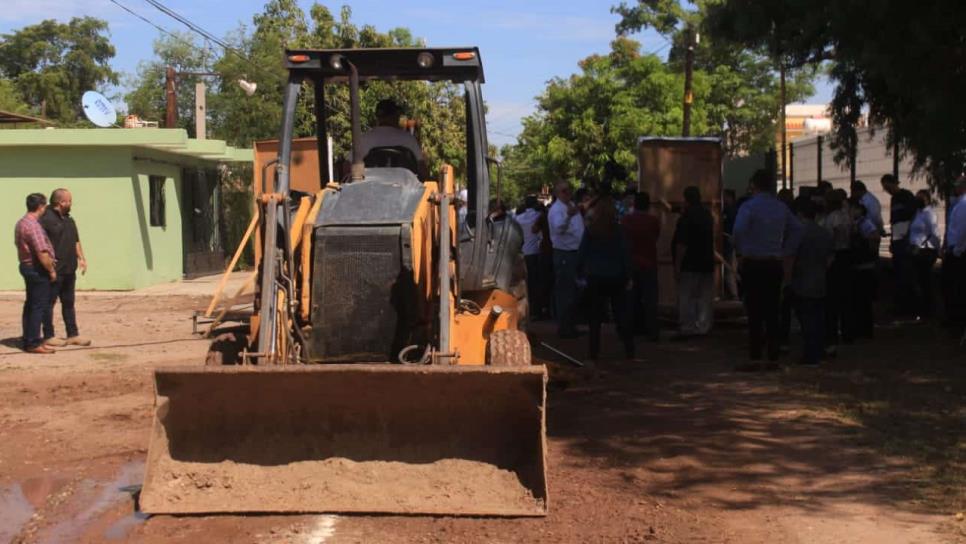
578,191,635,363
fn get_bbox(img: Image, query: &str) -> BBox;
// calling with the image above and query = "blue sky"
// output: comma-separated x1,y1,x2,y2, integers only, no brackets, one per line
2,0,832,146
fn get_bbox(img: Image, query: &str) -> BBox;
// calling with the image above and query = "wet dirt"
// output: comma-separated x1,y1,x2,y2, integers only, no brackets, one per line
0,484,34,543
0,292,962,543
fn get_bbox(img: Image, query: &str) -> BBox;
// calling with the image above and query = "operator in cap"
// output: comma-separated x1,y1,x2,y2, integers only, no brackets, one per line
358,99,428,178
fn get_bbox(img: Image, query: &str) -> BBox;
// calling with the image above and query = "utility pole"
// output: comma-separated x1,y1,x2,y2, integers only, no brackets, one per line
779,62,787,189
165,65,177,129
164,68,218,135
195,81,206,139
682,26,696,137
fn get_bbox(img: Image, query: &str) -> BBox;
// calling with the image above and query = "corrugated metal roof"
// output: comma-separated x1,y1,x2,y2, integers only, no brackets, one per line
0,110,53,125
0,128,252,162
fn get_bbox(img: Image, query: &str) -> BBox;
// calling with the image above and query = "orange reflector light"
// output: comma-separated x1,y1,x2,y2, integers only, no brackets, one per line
288,54,311,63
453,51,476,61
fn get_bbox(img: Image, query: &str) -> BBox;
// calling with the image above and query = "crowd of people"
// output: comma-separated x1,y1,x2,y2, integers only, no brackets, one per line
14,190,90,354
508,169,966,367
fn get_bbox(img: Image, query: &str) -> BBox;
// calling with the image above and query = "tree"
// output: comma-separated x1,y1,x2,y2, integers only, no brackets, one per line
125,32,212,133
503,38,684,195
613,0,814,156
0,79,28,113
0,17,118,122
495,2,813,203
704,0,966,190
209,2,467,178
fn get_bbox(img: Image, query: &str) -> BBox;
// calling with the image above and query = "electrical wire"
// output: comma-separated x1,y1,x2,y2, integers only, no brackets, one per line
107,0,197,50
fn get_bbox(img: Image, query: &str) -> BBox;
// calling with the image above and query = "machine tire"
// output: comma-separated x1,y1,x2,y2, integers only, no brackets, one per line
486,329,532,367
205,330,247,366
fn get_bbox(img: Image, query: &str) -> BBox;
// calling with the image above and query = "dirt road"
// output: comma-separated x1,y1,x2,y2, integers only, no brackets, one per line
0,292,962,543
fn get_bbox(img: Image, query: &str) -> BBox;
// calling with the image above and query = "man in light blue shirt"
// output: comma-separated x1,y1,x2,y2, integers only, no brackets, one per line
943,177,966,325
851,180,884,235
733,169,803,366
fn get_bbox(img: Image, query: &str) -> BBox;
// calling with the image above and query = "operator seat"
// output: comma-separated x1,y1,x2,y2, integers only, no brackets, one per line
364,146,421,178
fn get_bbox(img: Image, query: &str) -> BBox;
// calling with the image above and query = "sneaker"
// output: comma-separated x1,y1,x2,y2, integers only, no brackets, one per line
45,337,67,347
66,336,92,346
26,345,56,354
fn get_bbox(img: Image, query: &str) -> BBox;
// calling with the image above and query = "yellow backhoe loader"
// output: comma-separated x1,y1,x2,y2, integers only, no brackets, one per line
139,48,547,516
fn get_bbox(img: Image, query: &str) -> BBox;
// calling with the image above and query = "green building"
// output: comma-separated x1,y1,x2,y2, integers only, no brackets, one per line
0,129,252,290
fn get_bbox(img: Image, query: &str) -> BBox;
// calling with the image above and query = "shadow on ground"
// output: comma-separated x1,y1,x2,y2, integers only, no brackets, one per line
535,319,964,517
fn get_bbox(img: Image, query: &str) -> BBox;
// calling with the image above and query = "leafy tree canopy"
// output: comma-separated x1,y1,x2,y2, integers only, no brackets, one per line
0,17,118,122
0,79,29,113
206,1,466,178
704,0,966,189
499,1,812,203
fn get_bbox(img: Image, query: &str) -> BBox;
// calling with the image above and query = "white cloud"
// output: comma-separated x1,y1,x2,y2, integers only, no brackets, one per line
486,100,537,147
0,0,117,24
400,6,615,45
483,12,615,43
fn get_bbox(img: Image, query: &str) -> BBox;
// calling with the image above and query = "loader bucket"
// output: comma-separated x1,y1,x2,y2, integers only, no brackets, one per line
140,364,547,516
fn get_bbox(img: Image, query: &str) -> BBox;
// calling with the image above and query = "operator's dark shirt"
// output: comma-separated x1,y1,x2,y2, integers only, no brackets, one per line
40,207,80,274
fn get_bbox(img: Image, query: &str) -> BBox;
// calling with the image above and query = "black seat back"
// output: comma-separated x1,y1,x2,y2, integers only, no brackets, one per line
364,146,419,177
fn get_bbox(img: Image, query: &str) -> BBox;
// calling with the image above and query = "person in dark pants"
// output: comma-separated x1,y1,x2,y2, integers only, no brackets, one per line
577,190,633,363
790,197,833,365
534,202,555,319
822,189,853,354
621,191,661,340
775,190,796,349
40,188,91,347
672,186,715,337
722,189,739,300
908,190,940,319
733,169,803,368
515,196,547,319
943,177,966,328
881,174,918,317
849,199,881,338
548,181,585,338
14,193,58,354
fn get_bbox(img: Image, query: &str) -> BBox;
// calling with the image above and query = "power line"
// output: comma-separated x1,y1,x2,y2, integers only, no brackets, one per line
141,0,271,79
143,0,238,58
108,0,196,50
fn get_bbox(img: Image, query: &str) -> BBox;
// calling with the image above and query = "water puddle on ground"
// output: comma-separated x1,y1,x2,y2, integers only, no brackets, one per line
104,511,150,540
38,460,145,544
0,483,35,543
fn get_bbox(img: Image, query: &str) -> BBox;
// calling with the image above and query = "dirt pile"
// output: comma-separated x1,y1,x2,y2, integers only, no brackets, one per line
145,457,544,515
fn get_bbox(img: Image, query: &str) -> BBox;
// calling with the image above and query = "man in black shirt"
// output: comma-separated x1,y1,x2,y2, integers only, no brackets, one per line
881,174,918,317
40,188,91,347
673,186,714,337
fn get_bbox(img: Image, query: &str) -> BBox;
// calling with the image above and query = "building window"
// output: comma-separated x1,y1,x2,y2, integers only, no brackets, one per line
149,175,166,227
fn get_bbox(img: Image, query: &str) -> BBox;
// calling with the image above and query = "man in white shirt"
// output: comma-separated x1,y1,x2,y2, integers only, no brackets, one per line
943,176,966,326
515,196,546,318
358,99,428,177
548,181,584,338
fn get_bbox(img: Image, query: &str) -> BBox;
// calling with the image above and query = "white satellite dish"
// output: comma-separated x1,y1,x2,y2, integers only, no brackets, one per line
81,91,117,127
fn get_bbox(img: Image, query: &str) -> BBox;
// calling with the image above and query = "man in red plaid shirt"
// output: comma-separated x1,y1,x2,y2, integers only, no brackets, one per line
14,193,57,354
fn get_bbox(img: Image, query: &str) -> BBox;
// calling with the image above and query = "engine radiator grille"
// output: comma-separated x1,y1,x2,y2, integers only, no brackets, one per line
308,226,407,362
